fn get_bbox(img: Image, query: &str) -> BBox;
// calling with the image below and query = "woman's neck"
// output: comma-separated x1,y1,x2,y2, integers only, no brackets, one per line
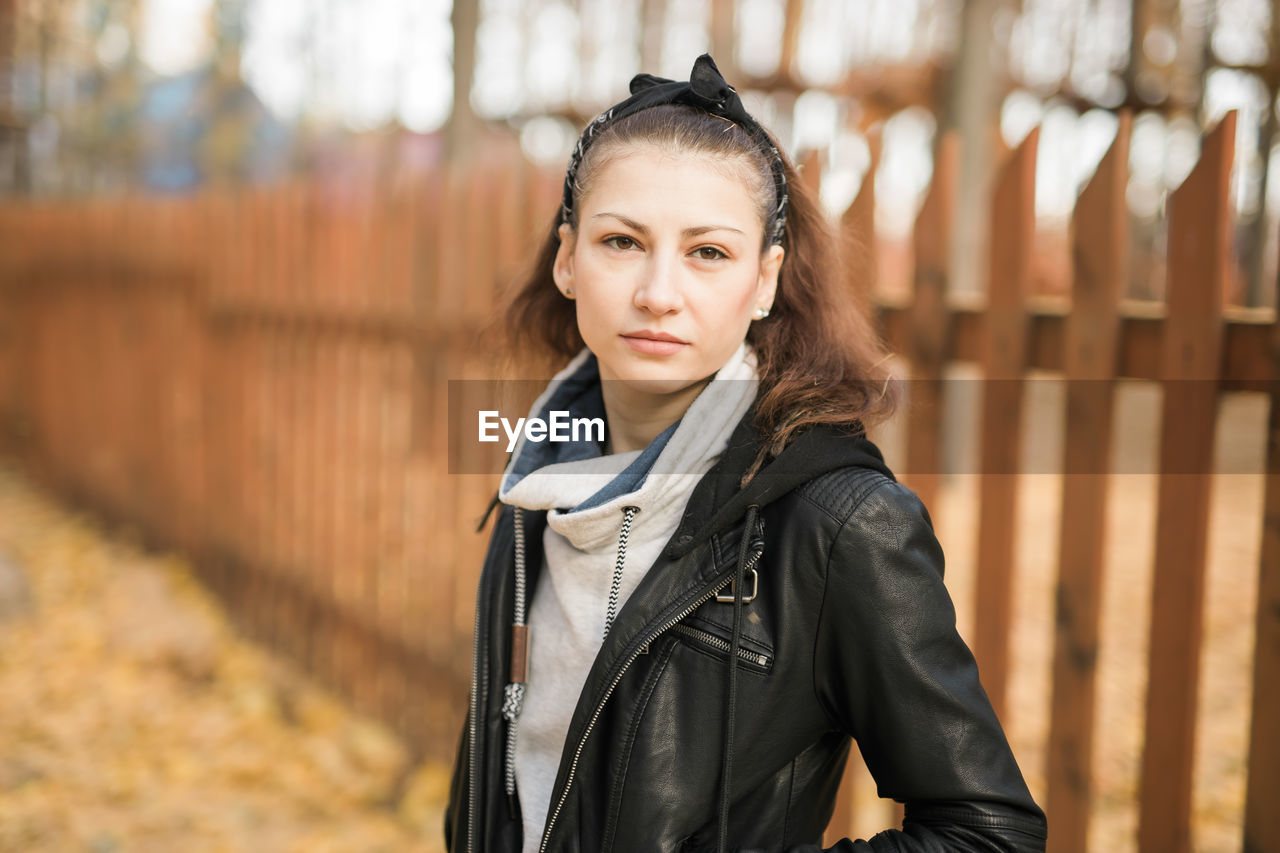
601,378,711,454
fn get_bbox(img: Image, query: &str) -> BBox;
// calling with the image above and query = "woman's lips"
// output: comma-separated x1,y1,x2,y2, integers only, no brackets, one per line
621,333,688,356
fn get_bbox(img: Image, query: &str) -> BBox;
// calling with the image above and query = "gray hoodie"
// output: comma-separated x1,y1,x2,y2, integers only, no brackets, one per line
496,341,759,852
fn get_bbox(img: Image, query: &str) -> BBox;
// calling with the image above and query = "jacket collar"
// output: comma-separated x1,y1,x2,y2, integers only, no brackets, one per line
664,402,895,560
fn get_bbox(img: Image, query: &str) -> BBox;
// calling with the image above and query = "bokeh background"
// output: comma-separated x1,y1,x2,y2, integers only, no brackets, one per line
0,1,1278,852
3,1,1280,298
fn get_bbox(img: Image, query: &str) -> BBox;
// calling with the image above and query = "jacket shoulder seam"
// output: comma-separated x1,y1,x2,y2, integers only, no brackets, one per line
797,466,897,527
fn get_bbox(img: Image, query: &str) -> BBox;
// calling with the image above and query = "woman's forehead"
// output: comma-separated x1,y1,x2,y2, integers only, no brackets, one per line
578,148,765,233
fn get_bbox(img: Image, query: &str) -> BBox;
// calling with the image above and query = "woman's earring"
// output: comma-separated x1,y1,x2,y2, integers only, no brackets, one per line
753,306,770,320
563,287,575,298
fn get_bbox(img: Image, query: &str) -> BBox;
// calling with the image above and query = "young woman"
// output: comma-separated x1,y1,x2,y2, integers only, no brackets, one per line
446,55,1047,853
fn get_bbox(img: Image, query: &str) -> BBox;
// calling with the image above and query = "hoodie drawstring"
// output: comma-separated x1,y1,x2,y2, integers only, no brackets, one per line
717,503,760,853
603,506,640,639
501,504,642,820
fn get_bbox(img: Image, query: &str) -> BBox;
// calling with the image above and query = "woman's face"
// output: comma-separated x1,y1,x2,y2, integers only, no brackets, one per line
553,146,784,396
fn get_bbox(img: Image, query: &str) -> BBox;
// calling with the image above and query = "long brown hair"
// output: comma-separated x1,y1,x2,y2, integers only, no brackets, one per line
501,104,900,480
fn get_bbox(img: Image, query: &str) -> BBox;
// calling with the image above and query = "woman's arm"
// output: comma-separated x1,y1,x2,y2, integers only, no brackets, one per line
797,479,1047,852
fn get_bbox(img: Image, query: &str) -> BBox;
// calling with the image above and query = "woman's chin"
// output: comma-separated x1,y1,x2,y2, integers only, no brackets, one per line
599,363,711,400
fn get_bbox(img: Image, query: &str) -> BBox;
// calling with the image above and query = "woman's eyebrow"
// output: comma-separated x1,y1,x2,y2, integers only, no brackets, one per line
683,224,744,237
592,212,648,233
591,212,744,237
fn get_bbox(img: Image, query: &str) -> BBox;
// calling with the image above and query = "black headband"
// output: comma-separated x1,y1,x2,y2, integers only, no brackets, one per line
559,53,789,246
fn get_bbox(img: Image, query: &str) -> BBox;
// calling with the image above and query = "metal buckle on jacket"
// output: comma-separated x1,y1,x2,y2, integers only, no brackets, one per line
715,569,758,604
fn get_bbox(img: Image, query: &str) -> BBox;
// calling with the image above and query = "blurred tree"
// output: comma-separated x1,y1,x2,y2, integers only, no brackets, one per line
945,0,1018,298
1245,8,1278,305
447,0,479,162
641,0,665,76
0,0,27,193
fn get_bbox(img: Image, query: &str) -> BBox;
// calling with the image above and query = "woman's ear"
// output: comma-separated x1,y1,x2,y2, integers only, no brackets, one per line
553,223,577,298
756,244,784,312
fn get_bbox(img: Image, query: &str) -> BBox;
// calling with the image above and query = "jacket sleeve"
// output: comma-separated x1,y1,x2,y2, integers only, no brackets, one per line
792,479,1048,852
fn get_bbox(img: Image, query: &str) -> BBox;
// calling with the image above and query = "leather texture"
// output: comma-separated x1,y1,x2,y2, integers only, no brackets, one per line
445,414,1048,853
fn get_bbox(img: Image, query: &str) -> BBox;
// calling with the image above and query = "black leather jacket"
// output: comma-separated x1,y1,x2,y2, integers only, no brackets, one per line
445,409,1048,852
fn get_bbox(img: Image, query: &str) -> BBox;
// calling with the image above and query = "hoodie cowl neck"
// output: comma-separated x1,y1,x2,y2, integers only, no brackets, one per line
497,342,760,553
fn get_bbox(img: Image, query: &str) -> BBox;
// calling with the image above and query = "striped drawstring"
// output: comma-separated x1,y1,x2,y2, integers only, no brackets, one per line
603,506,640,640
718,504,761,853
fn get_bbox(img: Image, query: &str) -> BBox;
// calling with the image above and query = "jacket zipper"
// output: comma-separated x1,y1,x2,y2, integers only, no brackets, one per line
537,544,763,853
670,623,771,669
466,571,484,853
467,509,510,853
502,508,530,817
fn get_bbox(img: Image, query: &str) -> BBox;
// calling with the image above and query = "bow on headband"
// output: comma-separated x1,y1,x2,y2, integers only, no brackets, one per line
559,54,789,246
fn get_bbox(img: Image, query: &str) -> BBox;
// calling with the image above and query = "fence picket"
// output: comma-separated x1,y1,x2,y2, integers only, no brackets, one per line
841,134,877,316
974,128,1038,721
1045,112,1130,853
903,131,957,515
1245,227,1280,847
1138,110,1236,853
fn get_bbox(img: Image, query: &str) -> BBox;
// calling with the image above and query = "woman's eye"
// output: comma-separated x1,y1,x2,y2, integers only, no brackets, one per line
694,246,728,261
604,235,637,250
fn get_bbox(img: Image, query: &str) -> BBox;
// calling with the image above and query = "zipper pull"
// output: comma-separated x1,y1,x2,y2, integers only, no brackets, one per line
511,624,530,683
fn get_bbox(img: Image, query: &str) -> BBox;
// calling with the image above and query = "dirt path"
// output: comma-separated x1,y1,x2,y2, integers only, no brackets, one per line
0,462,451,853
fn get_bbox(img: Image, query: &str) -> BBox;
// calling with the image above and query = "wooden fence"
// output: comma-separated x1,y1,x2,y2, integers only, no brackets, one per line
0,114,1275,852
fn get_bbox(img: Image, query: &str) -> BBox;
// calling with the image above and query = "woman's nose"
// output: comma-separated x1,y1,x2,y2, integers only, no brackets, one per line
633,251,683,314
